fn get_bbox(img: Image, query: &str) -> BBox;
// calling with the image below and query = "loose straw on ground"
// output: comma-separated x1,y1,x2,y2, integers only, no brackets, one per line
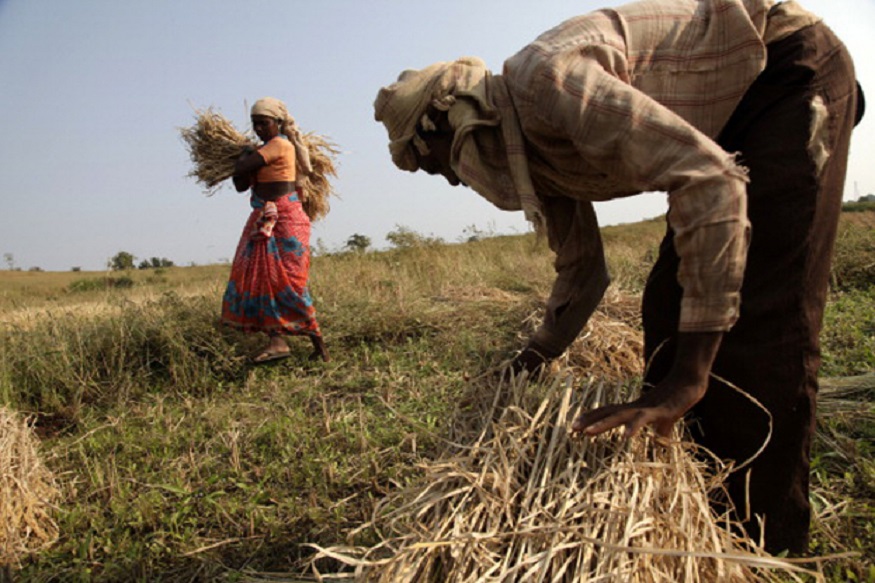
307,375,820,582
0,406,60,567
179,107,338,221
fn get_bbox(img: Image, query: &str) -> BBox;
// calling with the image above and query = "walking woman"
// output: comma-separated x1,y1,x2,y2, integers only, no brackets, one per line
222,97,329,363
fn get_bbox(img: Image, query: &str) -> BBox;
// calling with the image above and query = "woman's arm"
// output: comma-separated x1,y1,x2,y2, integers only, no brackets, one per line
232,149,266,192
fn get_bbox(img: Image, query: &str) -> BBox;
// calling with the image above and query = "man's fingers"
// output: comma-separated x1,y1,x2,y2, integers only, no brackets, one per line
572,405,680,439
654,418,675,438
571,406,622,432
623,412,651,439
573,407,641,435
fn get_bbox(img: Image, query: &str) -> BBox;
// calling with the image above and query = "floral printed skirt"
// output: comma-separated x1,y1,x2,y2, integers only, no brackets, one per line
221,194,321,336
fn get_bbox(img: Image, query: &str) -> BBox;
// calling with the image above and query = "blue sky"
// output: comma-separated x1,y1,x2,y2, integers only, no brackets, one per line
1,0,873,272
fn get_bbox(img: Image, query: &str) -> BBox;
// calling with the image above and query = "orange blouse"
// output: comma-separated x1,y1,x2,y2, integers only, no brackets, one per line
255,136,296,183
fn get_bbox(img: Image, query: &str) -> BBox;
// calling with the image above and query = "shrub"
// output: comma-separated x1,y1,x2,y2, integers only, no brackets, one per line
67,276,135,293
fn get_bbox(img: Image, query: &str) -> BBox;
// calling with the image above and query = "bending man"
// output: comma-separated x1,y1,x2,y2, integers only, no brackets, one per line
374,0,863,554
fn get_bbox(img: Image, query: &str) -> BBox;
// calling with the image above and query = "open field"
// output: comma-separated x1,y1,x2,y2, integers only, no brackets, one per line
0,210,873,582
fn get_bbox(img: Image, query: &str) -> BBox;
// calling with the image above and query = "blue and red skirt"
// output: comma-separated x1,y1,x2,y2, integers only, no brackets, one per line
221,193,321,336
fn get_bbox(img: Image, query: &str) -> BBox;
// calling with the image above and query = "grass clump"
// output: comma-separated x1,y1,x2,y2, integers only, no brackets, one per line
1,292,243,423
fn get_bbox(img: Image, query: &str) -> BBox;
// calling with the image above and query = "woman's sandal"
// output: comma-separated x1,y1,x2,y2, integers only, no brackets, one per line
250,349,291,364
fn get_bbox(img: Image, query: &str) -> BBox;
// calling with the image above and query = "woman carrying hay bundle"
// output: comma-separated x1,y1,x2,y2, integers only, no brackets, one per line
222,97,329,363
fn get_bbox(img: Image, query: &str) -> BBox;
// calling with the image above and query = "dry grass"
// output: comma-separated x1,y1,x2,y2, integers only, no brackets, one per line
2,215,870,580
179,107,255,193
297,132,340,222
306,375,821,582
179,108,338,221
0,407,60,567
811,373,875,475
0,286,220,332
549,289,644,383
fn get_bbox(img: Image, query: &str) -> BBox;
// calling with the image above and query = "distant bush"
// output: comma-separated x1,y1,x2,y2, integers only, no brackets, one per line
138,257,175,269
841,200,875,213
386,225,444,249
67,276,135,293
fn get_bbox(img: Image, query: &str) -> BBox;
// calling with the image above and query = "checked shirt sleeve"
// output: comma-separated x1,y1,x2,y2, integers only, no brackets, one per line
532,53,751,332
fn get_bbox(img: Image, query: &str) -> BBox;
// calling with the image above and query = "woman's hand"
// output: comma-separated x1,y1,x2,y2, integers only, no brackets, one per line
234,148,265,176
571,331,723,438
232,148,264,192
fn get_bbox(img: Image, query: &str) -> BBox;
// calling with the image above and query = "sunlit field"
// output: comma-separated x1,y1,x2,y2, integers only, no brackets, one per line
1,208,872,582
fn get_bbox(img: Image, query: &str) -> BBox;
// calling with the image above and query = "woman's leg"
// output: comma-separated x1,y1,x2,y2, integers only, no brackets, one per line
309,332,330,362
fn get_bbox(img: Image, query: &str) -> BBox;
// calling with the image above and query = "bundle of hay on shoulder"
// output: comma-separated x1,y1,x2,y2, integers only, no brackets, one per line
307,375,817,582
1,407,60,568
179,107,338,221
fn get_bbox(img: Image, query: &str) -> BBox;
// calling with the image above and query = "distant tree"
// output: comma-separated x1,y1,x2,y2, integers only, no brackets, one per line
138,257,175,269
312,238,329,257
459,223,495,243
3,253,13,270
109,251,136,271
386,225,443,249
345,233,372,253
28,266,43,272
71,266,81,272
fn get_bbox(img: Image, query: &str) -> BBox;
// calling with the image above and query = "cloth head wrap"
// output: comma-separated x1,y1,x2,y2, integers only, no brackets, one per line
374,57,543,229
251,97,313,176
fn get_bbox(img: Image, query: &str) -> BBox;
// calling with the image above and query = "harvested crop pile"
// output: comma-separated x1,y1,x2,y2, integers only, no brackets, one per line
179,107,338,221
0,407,59,567
524,289,644,382
308,375,815,582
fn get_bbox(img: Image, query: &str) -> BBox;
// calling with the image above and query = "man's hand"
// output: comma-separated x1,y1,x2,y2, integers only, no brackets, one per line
571,377,707,438
508,341,557,376
571,331,723,438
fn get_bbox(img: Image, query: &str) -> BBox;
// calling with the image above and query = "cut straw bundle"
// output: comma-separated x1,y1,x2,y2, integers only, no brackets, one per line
297,132,339,223
179,108,254,193
0,407,59,567
307,375,818,582
179,108,338,221
524,290,644,382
